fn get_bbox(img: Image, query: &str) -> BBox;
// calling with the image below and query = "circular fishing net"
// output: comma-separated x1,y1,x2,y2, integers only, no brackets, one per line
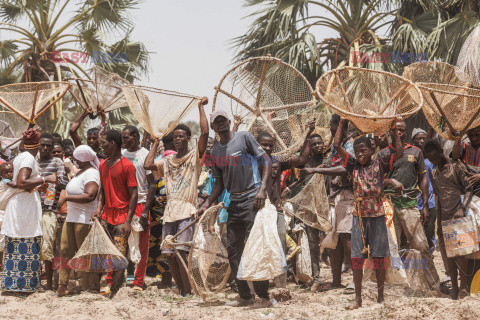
315,67,423,135
188,203,230,301
0,81,70,123
68,66,129,113
403,61,466,86
123,85,201,138
68,219,128,273
417,83,480,139
456,25,480,88
213,56,316,161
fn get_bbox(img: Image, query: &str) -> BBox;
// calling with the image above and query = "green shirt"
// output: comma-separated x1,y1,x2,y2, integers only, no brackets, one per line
377,144,426,208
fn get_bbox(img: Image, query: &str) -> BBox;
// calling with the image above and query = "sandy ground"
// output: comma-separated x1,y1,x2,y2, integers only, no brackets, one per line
1,253,480,320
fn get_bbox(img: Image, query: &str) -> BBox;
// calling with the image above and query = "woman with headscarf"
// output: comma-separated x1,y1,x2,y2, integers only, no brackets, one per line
56,145,100,296
1,128,57,293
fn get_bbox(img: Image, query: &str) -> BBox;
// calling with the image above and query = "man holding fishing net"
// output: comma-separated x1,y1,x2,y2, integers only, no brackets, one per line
144,97,209,297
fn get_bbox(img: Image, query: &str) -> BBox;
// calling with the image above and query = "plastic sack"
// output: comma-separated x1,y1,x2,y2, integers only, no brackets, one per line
296,227,313,283
237,199,287,281
0,210,4,252
465,196,480,259
128,216,144,264
0,181,23,211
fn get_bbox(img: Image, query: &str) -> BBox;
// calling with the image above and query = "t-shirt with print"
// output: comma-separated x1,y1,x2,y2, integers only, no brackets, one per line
38,157,68,212
122,147,152,205
377,144,425,208
100,157,138,225
209,131,265,201
431,161,471,221
66,168,100,224
153,149,202,223
342,153,391,217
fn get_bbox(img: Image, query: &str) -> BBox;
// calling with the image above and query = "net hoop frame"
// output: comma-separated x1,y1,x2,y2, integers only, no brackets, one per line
212,56,317,160
187,203,231,300
0,81,71,123
314,66,424,121
122,84,202,138
417,82,480,138
66,77,127,113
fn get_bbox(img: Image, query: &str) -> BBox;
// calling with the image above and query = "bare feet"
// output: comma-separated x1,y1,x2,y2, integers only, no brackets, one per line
346,297,362,310
56,285,69,297
377,295,384,303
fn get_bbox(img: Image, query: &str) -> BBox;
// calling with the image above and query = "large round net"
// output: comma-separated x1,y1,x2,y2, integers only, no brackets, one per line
288,174,331,231
188,203,230,301
68,219,128,273
123,85,201,138
213,56,316,161
403,61,466,86
68,66,129,113
456,25,480,88
0,81,70,123
315,67,423,134
417,83,480,139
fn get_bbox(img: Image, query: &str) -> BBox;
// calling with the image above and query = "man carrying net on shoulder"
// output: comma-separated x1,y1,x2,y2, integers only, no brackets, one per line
196,110,275,309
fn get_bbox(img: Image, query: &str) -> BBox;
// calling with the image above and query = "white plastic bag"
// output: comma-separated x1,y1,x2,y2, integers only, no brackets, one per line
321,206,338,249
0,210,4,252
128,216,144,264
296,227,312,283
237,199,287,281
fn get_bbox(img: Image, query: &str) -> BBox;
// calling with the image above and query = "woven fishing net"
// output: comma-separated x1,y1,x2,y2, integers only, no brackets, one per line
123,85,201,138
188,203,230,301
68,66,129,113
68,219,128,273
456,25,480,88
315,67,423,135
0,81,70,123
213,56,316,161
403,61,466,87
417,83,480,139
288,174,331,231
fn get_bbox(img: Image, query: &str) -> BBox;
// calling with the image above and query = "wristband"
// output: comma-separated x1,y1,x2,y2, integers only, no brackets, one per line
285,187,291,193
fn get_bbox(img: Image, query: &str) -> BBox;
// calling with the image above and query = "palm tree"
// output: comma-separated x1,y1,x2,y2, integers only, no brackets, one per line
233,0,394,84
0,0,149,83
0,0,149,135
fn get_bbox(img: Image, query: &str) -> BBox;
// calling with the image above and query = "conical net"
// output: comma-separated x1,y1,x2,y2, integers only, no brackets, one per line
68,66,129,113
188,203,230,301
315,67,423,135
288,174,331,231
403,61,466,86
0,81,70,122
68,219,128,273
213,56,316,161
417,83,480,139
456,25,480,88
123,85,201,138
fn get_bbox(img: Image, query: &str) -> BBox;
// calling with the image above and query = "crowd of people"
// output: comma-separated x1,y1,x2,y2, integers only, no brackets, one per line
0,101,480,310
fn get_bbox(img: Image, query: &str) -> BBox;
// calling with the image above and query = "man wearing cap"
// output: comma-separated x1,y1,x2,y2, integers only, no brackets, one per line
196,110,275,308
411,128,436,251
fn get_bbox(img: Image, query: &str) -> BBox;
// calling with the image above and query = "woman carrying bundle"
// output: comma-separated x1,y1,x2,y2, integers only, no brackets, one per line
56,145,101,296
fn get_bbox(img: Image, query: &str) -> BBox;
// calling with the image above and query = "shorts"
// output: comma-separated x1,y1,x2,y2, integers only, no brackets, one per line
351,215,389,259
41,211,58,261
161,217,194,254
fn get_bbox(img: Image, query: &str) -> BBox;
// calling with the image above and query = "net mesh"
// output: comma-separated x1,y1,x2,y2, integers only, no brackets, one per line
0,81,70,122
188,203,230,301
68,66,129,113
417,83,480,139
403,61,466,86
213,56,316,161
315,67,423,135
123,85,201,138
456,25,480,88
288,174,331,231
68,219,128,273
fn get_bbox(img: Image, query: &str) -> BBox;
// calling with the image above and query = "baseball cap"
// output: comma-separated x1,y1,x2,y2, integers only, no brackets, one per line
210,110,229,124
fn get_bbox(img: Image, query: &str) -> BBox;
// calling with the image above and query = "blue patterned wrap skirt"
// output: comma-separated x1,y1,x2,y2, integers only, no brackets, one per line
1,236,42,292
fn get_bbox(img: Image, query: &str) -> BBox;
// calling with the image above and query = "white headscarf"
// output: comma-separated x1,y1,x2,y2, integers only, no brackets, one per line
73,145,100,170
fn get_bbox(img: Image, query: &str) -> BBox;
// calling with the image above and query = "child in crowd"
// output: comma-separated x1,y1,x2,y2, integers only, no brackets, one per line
424,139,473,300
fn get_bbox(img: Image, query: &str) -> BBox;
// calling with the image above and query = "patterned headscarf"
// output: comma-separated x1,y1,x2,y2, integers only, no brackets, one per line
22,128,40,149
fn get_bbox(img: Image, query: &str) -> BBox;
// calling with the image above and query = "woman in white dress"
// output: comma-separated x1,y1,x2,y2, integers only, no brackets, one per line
1,129,56,293
56,145,100,296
